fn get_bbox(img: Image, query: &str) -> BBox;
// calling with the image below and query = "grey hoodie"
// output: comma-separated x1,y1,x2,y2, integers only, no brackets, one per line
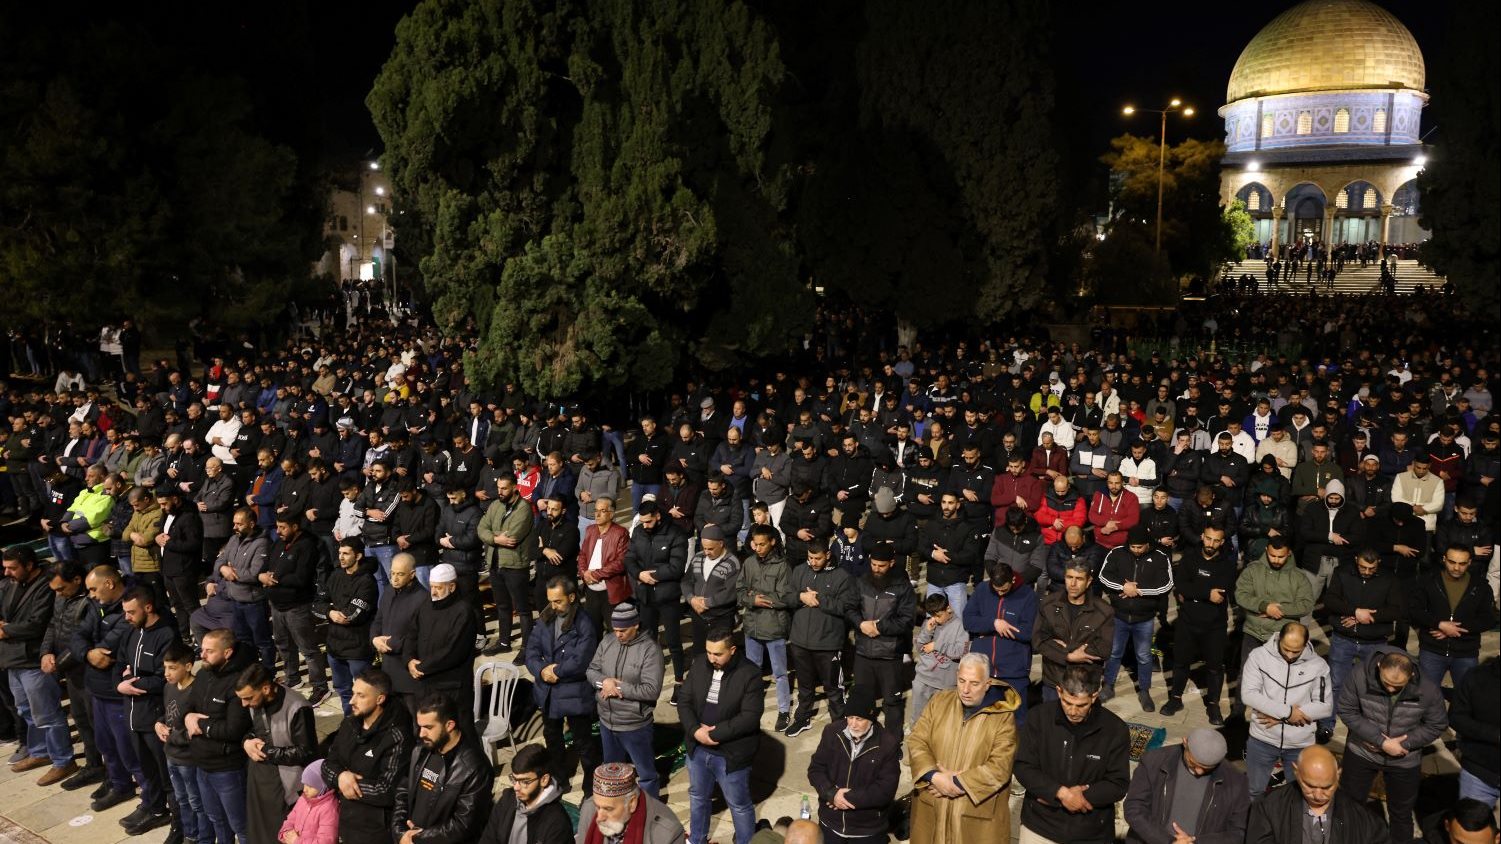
586,629,665,733
914,615,969,687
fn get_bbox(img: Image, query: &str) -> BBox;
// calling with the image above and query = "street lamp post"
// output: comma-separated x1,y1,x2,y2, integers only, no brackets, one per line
1123,99,1194,256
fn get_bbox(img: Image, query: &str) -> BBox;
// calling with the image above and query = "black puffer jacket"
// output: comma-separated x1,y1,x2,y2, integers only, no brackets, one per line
1014,700,1132,844
40,588,91,672
808,721,902,839
70,596,131,699
788,561,857,651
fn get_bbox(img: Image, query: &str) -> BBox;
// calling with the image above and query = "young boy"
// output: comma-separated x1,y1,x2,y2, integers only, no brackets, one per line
156,642,210,844
742,501,774,555
331,479,364,543
833,512,869,580
910,593,969,726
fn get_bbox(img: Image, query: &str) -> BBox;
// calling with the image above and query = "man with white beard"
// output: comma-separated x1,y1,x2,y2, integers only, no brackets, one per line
575,763,685,844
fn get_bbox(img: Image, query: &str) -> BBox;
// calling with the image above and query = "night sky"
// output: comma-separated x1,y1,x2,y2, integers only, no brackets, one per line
308,0,1443,185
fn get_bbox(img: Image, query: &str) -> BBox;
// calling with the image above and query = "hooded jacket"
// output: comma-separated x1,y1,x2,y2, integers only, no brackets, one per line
1338,644,1448,769
738,550,795,641
962,574,1037,679
1235,552,1315,643
586,627,664,732
524,605,599,718
1034,485,1086,545
808,720,903,839
477,786,572,844
787,560,856,651
1241,635,1332,750
983,525,1048,581
321,699,413,842
325,558,378,660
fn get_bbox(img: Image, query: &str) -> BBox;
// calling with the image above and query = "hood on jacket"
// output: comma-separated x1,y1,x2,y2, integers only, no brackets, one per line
519,782,562,816
1362,644,1424,699
972,680,1022,717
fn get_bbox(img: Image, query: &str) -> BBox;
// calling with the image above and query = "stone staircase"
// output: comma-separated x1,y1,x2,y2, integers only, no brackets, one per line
1223,258,1444,294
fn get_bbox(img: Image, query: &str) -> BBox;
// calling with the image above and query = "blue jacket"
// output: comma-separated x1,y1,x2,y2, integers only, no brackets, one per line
248,465,285,529
524,607,599,718
962,577,1037,679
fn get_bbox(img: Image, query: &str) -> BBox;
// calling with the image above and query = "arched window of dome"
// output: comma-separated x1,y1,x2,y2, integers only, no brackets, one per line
1363,187,1378,209
1236,183,1271,214
1335,189,1349,210
1296,112,1312,135
1261,114,1273,138
1373,109,1387,134
1393,180,1420,216
1333,108,1350,133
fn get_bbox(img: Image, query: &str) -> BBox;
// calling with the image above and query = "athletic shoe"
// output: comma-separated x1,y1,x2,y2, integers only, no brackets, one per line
62,765,104,791
775,712,791,733
1315,726,1332,745
1159,697,1184,717
308,687,332,707
482,638,511,656
784,716,812,738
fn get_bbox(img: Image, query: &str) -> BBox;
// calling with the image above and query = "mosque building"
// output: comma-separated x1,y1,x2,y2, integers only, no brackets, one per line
1218,0,1429,256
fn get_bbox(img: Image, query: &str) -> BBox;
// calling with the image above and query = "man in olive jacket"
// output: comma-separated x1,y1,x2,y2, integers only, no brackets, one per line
478,473,537,654
738,524,796,732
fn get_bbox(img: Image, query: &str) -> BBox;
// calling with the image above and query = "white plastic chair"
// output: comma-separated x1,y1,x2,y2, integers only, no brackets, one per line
474,660,523,766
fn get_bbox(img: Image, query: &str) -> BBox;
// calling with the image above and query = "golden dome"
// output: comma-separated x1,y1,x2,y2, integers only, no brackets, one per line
1226,0,1425,103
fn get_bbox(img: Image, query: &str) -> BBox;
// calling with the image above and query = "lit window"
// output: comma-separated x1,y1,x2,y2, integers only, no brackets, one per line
1364,187,1378,208
1261,114,1273,138
1335,190,1349,210
1334,108,1350,133
1373,109,1387,133
1246,190,1261,211
1296,112,1312,135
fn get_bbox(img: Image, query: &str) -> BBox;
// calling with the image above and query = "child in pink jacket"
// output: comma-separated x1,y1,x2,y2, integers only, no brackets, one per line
278,759,340,844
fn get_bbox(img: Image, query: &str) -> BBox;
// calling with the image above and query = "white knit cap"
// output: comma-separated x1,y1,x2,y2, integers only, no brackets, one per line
430,563,457,584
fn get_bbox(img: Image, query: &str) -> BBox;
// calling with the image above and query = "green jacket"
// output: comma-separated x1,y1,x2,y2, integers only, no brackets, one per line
738,551,795,641
477,495,536,570
1289,459,1340,500
65,484,117,544
1234,553,1314,642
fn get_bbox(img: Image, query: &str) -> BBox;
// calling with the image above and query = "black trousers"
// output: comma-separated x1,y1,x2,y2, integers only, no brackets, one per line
543,713,601,798
129,728,175,818
639,600,686,681
581,588,612,639
791,644,843,721
493,567,533,647
164,570,200,636
1340,753,1421,844
62,665,102,768
852,655,906,743
1169,614,1228,705
454,571,485,641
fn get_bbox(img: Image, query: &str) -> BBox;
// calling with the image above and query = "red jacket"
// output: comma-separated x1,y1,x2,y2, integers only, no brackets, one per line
578,522,631,603
1035,496,1086,545
992,472,1045,522
1028,446,1068,481
1087,491,1141,549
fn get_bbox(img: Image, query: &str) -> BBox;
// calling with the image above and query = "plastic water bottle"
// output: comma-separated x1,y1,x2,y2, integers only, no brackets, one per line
800,795,812,820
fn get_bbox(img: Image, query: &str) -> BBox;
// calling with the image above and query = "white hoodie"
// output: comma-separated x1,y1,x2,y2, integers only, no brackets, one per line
1240,634,1332,750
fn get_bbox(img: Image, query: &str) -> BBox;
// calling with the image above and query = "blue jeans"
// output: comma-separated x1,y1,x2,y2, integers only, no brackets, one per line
631,483,661,513
687,748,755,844
93,697,145,793
602,725,659,799
745,637,790,713
1322,635,1381,731
231,600,277,670
169,762,208,842
1419,650,1477,691
1105,618,1156,691
8,668,74,766
1459,767,1500,811
47,533,76,562
1245,737,1303,799
197,766,249,844
368,543,397,601
1000,674,1030,726
925,582,968,619
328,656,371,715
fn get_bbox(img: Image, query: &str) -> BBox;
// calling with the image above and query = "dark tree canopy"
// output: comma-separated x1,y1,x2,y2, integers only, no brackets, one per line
370,0,807,398
0,7,327,334
1098,134,1235,285
1418,2,1500,318
372,0,1069,396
